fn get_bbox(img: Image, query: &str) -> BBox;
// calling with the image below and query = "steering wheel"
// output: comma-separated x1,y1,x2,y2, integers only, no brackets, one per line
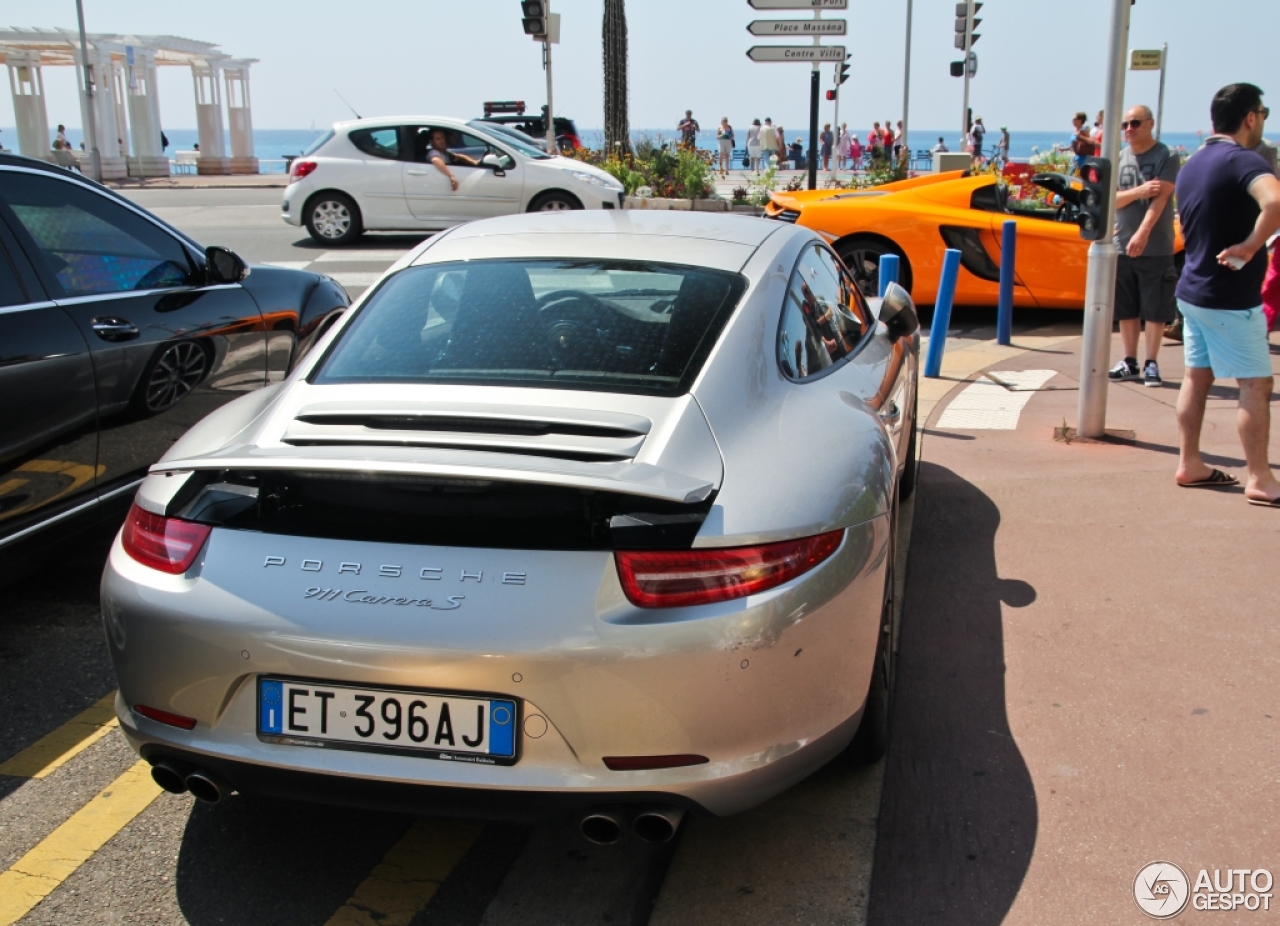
536,291,616,368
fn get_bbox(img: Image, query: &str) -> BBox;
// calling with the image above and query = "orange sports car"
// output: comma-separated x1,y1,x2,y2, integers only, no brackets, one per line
765,170,1182,308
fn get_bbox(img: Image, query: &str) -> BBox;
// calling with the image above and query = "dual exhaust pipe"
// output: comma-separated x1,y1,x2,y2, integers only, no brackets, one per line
152,756,681,841
580,805,685,846
149,757,230,804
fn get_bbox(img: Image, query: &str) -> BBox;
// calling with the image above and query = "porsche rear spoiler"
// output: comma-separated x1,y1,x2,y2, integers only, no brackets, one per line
151,445,716,505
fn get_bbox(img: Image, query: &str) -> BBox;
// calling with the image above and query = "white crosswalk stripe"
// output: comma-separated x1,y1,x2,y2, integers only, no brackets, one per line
312,249,411,263
936,370,1058,430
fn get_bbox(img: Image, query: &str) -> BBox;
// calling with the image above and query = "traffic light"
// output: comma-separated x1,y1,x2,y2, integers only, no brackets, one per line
953,2,982,50
522,0,547,37
1078,157,1112,241
826,89,837,101
837,63,851,86
950,61,964,77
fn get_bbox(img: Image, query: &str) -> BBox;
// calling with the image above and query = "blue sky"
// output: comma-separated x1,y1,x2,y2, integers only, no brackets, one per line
1,0,1275,135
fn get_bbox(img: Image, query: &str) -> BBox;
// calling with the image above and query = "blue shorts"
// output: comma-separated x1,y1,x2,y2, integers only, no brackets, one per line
1178,300,1273,380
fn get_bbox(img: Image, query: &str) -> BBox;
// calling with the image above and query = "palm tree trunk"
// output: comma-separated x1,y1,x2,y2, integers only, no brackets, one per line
603,0,629,154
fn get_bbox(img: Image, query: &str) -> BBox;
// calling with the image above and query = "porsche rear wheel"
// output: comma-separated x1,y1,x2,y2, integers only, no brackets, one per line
849,504,897,764
837,237,913,299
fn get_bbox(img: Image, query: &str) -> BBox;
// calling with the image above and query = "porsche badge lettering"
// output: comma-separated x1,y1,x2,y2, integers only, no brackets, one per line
263,556,528,586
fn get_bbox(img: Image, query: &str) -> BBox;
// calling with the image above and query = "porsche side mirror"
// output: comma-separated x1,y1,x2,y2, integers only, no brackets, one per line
205,246,248,285
878,282,918,342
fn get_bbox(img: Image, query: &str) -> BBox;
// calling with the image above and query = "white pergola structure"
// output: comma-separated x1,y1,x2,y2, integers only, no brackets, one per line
0,28,259,177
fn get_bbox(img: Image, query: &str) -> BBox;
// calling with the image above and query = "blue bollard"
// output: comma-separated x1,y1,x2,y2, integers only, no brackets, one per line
924,248,963,379
878,253,899,296
996,219,1017,346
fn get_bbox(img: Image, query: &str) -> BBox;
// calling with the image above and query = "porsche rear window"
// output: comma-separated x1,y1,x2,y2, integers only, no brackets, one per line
311,259,747,396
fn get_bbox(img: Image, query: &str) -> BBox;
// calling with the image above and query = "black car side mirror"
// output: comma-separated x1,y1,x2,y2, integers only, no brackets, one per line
205,246,248,285
878,282,919,342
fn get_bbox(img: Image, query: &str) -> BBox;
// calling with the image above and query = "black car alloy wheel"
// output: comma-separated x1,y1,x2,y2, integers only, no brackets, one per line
142,341,209,413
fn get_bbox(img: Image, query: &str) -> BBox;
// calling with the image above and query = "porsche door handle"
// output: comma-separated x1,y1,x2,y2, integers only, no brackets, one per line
406,170,429,176
878,401,901,423
90,317,140,341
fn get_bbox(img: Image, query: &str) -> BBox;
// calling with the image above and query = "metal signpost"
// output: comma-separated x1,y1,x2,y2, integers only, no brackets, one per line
745,0,847,191
1076,0,1132,439
75,0,101,182
1131,45,1168,140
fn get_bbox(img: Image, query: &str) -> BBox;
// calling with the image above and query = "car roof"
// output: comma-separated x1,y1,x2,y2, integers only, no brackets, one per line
411,211,796,273
330,116,474,132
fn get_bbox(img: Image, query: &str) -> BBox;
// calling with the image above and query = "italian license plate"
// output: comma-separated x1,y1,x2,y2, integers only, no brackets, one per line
258,678,518,765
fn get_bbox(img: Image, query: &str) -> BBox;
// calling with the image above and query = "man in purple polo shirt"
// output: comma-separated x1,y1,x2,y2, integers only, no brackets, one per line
1174,83,1280,507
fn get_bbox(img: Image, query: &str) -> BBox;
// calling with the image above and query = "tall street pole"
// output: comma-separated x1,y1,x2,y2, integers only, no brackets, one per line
75,0,101,182
902,0,913,169
1075,0,1131,438
960,0,973,147
1156,42,1168,141
806,6,821,190
543,1,555,152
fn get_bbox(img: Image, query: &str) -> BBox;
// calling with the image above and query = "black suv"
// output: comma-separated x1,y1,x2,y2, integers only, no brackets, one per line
0,155,349,581
478,114,581,151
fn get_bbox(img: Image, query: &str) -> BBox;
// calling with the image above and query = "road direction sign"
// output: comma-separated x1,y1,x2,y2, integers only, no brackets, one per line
1130,49,1162,70
746,44,847,62
747,0,848,9
748,19,846,35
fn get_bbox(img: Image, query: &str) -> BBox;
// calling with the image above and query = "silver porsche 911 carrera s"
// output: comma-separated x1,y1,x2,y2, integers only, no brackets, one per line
102,210,919,844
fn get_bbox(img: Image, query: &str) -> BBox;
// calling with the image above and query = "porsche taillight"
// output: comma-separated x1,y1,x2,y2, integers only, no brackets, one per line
121,504,211,574
615,531,843,609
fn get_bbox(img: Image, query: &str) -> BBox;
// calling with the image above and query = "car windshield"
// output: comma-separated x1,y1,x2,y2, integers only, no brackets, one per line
467,122,551,159
312,259,747,397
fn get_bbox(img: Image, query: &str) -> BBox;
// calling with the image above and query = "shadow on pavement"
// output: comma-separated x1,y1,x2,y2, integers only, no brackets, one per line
868,461,1037,926
175,795,412,925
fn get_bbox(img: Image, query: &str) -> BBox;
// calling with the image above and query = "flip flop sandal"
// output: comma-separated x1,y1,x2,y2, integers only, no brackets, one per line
1177,469,1239,488
1247,497,1280,508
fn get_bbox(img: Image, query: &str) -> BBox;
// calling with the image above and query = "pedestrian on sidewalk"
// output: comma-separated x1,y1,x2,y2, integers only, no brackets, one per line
747,118,763,172
677,110,699,150
759,118,778,169
1070,112,1096,172
53,124,68,151
716,117,734,178
995,125,1010,168
1173,83,1280,506
775,124,788,169
820,123,833,171
849,133,863,169
1108,104,1181,387
870,122,884,165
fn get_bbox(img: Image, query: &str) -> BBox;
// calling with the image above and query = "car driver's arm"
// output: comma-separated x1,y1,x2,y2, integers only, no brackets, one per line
427,150,459,191
1218,173,1280,267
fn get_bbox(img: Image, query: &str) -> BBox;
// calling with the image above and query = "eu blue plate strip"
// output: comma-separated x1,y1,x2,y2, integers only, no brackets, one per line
489,700,516,757
260,680,283,734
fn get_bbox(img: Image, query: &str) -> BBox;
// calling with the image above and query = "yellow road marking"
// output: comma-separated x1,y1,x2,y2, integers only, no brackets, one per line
0,693,119,779
0,760,161,926
324,818,483,926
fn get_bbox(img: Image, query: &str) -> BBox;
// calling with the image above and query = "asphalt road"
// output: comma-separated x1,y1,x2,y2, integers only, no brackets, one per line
1,190,1085,926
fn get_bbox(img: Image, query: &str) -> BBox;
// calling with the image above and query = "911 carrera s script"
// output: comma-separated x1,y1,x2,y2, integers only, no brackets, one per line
304,587,464,609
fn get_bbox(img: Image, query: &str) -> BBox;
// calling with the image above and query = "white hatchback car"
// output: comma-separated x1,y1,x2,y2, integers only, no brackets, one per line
282,117,625,245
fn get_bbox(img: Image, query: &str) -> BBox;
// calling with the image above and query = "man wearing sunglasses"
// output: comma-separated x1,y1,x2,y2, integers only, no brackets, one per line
1109,105,1181,387
1174,83,1280,507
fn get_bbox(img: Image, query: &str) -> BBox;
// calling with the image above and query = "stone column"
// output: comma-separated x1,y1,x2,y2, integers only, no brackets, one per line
224,63,258,174
190,59,230,175
3,49,51,161
74,45,127,179
124,46,168,177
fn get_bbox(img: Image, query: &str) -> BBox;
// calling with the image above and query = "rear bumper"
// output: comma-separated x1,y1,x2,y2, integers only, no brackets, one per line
132,704,862,822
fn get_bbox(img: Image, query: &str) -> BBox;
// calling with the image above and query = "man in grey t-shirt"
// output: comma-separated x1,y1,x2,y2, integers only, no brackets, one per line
1108,104,1181,387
